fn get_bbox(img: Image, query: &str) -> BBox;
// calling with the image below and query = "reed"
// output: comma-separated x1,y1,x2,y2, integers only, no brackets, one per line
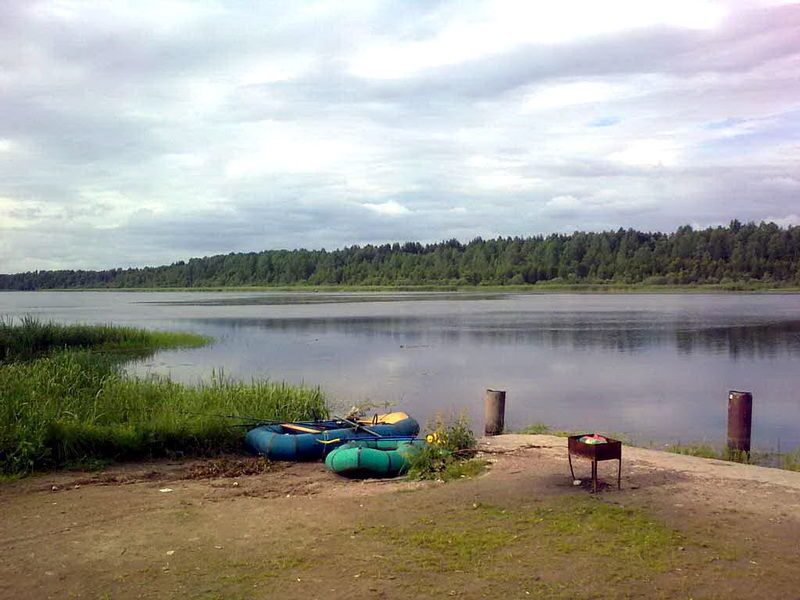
0,320,327,475
0,315,209,361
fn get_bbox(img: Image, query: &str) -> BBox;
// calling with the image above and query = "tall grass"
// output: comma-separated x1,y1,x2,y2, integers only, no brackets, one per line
0,315,209,361
0,319,327,475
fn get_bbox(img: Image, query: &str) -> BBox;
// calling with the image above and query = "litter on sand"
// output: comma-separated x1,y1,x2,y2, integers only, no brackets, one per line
578,434,608,445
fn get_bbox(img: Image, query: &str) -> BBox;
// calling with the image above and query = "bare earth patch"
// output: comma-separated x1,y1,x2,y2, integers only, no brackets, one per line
1,435,799,599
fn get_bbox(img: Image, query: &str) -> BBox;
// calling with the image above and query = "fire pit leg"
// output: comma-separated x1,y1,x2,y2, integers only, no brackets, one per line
591,459,597,493
617,457,622,490
568,452,576,481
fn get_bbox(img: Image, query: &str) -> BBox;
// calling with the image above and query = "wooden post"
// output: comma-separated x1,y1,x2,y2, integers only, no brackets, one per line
484,389,506,436
727,390,753,455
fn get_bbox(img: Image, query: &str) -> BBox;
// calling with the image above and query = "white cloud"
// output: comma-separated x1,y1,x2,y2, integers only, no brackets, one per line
544,195,582,213
473,172,542,191
764,214,800,227
362,201,411,216
611,140,681,167
348,0,728,79
224,123,359,178
762,176,800,188
238,56,314,86
524,81,625,111
0,0,797,271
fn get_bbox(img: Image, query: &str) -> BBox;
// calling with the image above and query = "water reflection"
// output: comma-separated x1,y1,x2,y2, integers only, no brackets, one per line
187,315,800,359
145,292,505,306
2,291,800,449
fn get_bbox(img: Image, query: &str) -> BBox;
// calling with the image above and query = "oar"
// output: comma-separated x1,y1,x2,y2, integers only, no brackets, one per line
316,435,422,446
333,415,383,437
182,411,329,429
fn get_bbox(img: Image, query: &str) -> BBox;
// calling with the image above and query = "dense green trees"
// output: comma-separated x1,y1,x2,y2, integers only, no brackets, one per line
3,221,800,290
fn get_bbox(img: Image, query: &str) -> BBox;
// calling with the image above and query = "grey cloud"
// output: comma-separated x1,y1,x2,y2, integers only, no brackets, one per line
1,1,799,272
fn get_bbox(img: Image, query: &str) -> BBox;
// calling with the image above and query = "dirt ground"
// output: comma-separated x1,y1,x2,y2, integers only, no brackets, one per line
2,434,799,599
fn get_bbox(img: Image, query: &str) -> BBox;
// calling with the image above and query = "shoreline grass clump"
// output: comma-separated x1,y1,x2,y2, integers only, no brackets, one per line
407,414,486,481
0,319,327,476
1,316,209,361
521,422,800,473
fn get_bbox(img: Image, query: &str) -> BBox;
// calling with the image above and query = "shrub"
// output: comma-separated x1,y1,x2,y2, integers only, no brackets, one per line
407,414,483,481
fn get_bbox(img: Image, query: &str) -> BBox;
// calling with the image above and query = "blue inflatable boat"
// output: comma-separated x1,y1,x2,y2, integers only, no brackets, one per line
244,412,419,461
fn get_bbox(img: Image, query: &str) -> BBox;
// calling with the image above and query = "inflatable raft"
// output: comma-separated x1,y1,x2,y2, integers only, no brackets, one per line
325,439,426,478
244,412,419,461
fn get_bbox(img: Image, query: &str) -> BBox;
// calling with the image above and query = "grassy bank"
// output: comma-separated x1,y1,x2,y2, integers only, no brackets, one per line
0,319,327,476
1,315,210,361
46,281,800,293
520,423,800,472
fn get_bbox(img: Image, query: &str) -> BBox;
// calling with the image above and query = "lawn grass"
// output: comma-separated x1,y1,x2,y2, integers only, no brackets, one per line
0,319,327,475
369,495,683,575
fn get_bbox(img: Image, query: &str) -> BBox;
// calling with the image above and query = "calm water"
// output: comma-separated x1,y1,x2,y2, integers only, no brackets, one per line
2,291,800,449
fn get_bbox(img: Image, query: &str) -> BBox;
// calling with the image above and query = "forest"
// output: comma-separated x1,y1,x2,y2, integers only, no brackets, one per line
2,221,800,290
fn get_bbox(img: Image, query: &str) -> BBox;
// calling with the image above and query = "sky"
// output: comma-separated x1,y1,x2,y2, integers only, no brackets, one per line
1,0,799,272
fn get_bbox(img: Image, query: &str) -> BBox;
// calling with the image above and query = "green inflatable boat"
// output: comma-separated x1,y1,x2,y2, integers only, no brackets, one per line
324,439,427,478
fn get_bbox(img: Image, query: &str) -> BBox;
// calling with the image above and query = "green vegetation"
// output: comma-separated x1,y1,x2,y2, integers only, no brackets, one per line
781,450,800,472
1,315,209,360
3,220,800,289
0,319,327,475
666,443,727,460
519,422,552,434
370,496,682,575
406,414,485,481
523,423,800,471
666,444,753,463
518,422,583,437
519,423,632,440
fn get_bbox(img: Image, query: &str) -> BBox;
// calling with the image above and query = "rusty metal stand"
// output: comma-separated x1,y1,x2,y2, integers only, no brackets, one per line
568,435,623,493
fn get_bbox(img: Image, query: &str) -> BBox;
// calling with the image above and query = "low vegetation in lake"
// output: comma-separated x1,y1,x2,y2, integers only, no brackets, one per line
0,319,327,476
1,315,209,361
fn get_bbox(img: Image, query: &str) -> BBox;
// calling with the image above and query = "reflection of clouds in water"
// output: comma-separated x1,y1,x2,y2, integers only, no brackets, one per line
548,360,579,375
187,315,800,359
370,354,411,380
20,291,793,450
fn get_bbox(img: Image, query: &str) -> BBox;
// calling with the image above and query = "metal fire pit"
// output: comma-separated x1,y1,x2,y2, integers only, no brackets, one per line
567,434,622,493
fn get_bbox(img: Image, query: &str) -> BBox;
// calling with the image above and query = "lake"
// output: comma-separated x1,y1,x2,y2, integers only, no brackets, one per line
2,291,799,450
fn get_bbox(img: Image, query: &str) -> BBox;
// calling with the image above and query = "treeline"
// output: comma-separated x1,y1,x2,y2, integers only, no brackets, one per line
3,221,800,290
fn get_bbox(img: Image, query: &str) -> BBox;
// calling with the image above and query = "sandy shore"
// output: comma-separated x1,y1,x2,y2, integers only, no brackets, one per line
1,434,799,599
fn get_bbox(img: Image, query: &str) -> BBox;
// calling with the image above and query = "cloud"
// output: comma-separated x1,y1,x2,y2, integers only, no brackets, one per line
0,0,799,271
362,201,412,216
764,214,800,228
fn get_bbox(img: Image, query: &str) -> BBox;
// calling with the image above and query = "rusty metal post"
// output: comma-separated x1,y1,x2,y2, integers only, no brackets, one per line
484,389,506,436
727,390,753,455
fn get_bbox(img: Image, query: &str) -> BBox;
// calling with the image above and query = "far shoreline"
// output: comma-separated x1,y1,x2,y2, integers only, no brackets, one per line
5,283,800,294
